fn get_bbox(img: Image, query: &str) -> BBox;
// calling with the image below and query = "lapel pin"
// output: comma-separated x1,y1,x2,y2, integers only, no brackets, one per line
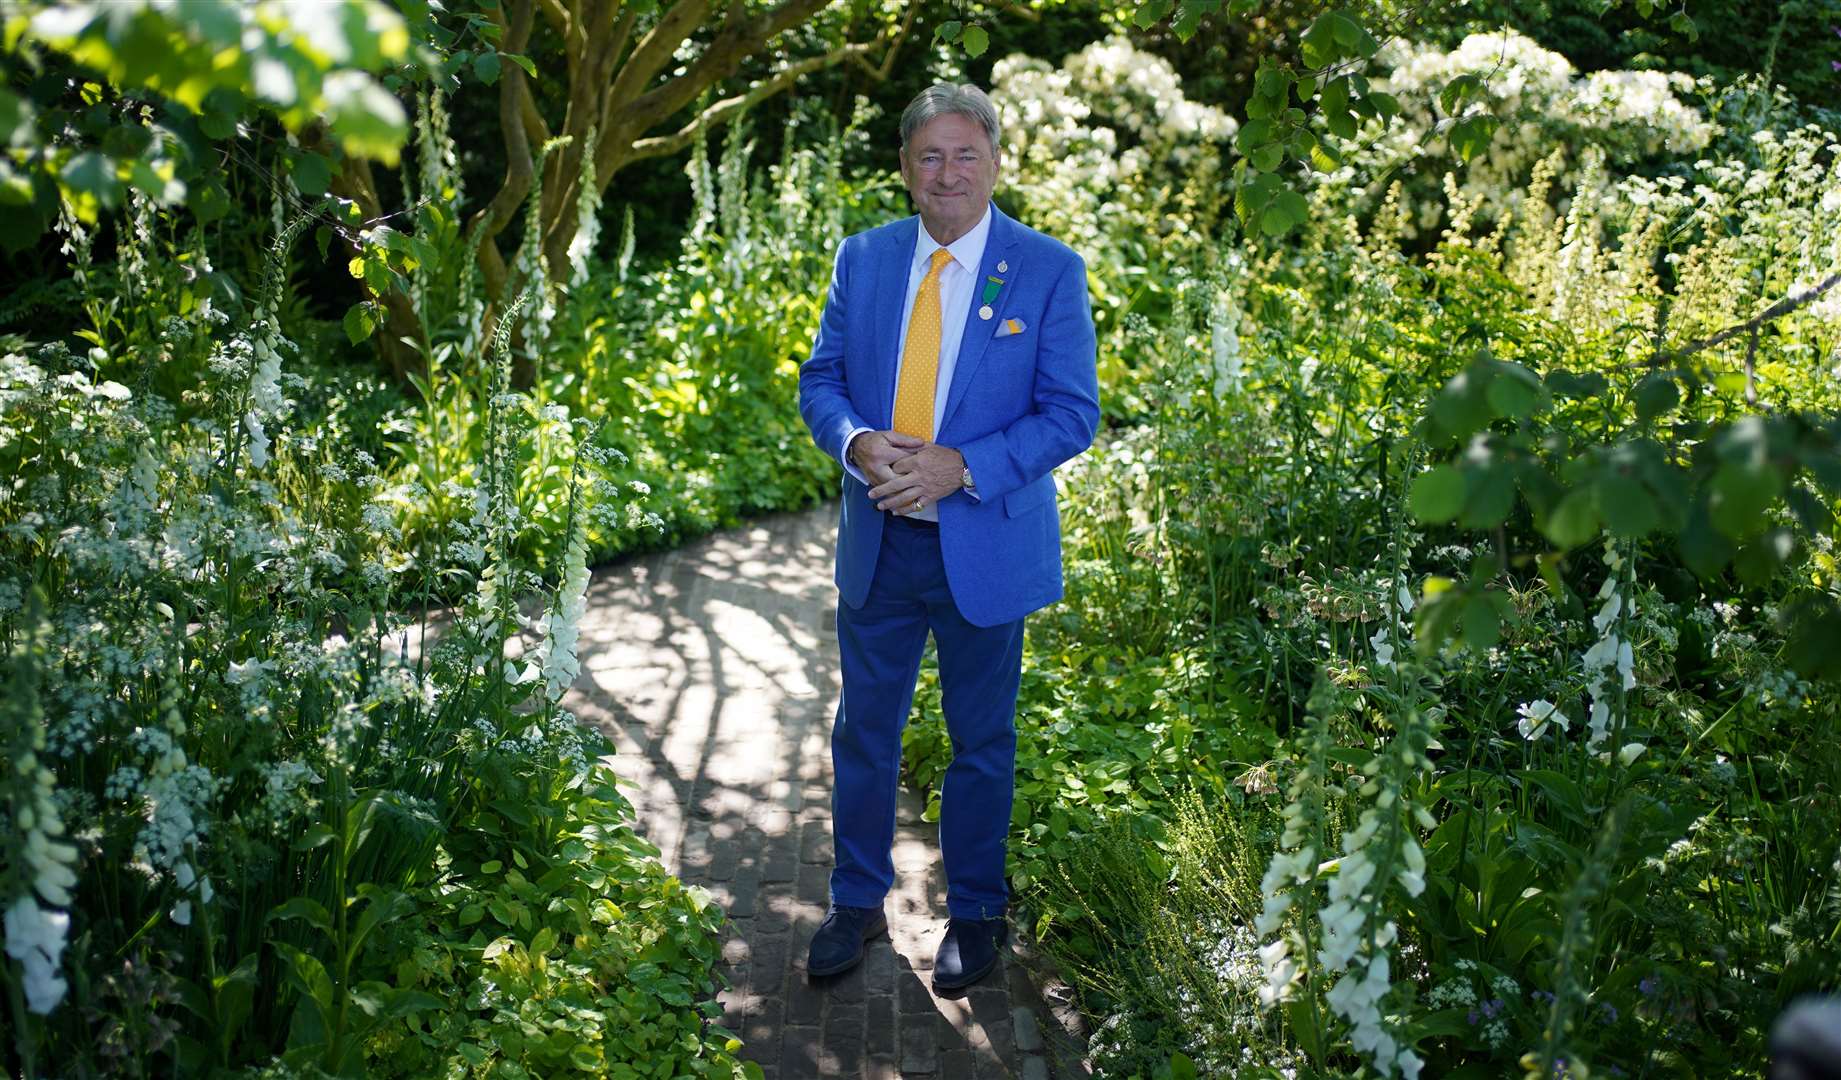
997,260,1008,273
979,305,994,320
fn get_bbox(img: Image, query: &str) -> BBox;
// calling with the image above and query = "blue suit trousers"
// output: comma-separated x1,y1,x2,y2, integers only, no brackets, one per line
829,515,1024,920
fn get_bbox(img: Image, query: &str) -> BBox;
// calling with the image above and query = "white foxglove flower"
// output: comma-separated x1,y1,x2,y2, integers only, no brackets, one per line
535,530,591,702
1587,699,1613,750
1399,839,1427,897
1593,592,1622,633
1256,938,1296,1006
244,413,269,469
4,896,69,1014
1399,1049,1425,1080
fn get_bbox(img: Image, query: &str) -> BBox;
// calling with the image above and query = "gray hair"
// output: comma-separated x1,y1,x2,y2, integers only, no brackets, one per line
899,84,1002,154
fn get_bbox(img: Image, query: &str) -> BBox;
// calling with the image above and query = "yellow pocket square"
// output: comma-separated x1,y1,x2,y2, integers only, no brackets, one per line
994,317,1027,338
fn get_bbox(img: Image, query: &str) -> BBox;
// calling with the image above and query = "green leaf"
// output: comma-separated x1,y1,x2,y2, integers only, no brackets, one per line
322,73,409,164
1255,66,1291,104
1463,594,1501,652
1170,0,1217,41
1782,595,1841,680
1449,114,1499,163
1235,118,1274,156
1409,465,1466,524
1677,501,1734,579
1633,373,1679,423
0,89,33,148
1439,73,1484,117
960,25,989,57
935,19,963,42
1485,362,1545,419
60,151,122,209
1709,462,1781,539
473,51,501,84
102,123,154,159
1300,11,1342,68
502,52,538,79
273,943,335,1019
269,897,333,934
1460,462,1517,529
1547,369,1607,399
292,152,332,197
1597,473,1659,538
1546,488,1600,549
292,824,337,852
1429,361,1495,443
1132,2,1169,29
1733,528,1794,587
343,303,376,345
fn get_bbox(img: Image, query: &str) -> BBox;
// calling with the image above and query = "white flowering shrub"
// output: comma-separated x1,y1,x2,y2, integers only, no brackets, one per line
992,37,1235,340
1344,30,1715,231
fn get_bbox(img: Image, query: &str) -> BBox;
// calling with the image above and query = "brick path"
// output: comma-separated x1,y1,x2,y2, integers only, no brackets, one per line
565,502,1089,1080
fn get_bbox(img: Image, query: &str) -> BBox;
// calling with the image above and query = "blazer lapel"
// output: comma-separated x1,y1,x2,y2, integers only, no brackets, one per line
875,219,918,428
940,204,1018,432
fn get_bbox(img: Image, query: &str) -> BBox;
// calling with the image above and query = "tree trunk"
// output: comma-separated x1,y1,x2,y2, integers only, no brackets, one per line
464,0,908,358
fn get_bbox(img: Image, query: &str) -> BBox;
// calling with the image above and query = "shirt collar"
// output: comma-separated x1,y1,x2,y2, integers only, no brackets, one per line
914,204,993,275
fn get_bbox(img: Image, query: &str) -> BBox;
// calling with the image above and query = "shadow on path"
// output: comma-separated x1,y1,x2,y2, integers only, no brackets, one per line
565,502,1089,1079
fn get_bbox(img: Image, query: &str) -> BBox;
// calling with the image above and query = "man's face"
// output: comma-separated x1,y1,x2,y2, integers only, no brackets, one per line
899,112,1000,243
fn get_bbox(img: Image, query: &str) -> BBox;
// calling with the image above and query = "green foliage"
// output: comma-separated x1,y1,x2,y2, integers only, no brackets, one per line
1,0,411,246
369,764,755,1079
0,196,741,1076
896,58,1841,1076
384,103,903,577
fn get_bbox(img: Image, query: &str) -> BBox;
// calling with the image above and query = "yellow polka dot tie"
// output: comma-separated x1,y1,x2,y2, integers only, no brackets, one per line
892,248,955,439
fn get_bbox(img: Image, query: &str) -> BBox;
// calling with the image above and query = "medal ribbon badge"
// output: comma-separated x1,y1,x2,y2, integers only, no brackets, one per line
978,274,1004,321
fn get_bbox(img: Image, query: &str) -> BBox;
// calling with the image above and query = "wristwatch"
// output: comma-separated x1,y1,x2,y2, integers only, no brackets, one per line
961,466,976,492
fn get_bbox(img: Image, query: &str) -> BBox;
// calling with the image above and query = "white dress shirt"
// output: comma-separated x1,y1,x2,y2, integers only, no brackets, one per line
842,205,992,523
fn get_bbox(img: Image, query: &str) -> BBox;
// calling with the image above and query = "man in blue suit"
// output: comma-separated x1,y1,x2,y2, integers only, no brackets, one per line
797,83,1099,990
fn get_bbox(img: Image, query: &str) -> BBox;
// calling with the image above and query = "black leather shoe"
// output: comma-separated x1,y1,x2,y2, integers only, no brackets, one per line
932,916,1008,990
807,903,887,977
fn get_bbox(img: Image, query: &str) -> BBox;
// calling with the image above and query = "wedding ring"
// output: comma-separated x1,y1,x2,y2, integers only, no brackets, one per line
912,498,925,512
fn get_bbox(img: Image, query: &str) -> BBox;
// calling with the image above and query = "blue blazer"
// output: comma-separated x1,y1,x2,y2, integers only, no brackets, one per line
798,204,1100,628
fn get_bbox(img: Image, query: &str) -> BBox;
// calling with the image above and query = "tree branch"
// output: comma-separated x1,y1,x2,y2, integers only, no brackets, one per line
621,0,830,136
625,39,880,165
604,0,712,115
1646,272,1841,368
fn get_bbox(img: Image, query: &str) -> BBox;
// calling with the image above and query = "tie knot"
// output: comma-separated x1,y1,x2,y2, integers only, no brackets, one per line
928,248,954,275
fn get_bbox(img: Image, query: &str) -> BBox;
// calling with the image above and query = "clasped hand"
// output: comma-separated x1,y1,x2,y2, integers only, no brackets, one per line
852,431,965,515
